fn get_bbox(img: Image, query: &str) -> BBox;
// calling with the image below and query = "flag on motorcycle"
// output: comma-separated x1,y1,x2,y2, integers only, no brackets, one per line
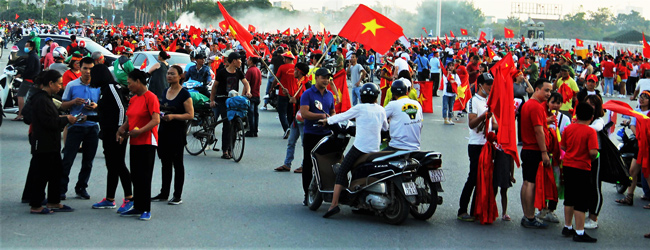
603,100,650,178
217,2,259,58
414,81,433,113
331,69,352,113
337,4,404,54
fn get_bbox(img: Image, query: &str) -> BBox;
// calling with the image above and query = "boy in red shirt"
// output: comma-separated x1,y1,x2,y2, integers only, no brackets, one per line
560,102,599,243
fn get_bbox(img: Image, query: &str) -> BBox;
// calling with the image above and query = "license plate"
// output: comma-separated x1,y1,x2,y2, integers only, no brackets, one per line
402,182,418,196
429,169,445,182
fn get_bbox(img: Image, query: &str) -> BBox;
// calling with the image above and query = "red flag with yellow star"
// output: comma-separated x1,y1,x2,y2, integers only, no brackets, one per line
460,28,468,36
576,38,584,47
643,32,650,58
450,30,455,38
248,24,256,33
486,46,496,59
217,2,258,58
479,31,487,43
282,28,290,36
488,53,520,167
219,21,228,33
504,27,514,38
337,4,404,54
188,26,202,46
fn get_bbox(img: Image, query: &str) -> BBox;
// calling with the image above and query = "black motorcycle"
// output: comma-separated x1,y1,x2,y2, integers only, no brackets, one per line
307,121,444,225
613,122,641,194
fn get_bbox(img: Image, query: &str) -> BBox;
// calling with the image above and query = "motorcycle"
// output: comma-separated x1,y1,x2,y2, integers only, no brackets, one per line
307,121,444,225
0,65,23,122
614,122,642,194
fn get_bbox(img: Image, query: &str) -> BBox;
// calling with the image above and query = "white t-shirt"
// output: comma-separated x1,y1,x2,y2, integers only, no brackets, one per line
467,94,494,145
327,103,388,153
394,57,409,76
441,73,461,97
550,111,571,134
384,97,424,150
630,65,639,77
635,79,650,105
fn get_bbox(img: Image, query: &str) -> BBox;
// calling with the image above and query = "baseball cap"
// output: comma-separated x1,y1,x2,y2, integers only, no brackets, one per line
314,68,332,77
44,37,52,42
586,74,598,82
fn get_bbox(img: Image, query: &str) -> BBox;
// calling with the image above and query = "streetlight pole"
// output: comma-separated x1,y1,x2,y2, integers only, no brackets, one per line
436,0,441,38
100,0,103,19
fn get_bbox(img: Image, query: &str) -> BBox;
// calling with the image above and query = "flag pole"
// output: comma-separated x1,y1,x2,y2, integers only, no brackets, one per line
292,36,340,99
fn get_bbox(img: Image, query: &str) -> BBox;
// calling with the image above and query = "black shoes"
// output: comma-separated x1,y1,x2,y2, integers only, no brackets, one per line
573,233,597,243
562,227,576,237
75,188,90,200
151,194,168,202
283,129,290,139
323,206,341,218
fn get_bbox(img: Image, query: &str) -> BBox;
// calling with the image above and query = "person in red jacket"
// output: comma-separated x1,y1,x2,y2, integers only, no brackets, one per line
600,55,616,97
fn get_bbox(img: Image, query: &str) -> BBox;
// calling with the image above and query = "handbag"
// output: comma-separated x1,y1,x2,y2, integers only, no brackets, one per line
513,82,527,99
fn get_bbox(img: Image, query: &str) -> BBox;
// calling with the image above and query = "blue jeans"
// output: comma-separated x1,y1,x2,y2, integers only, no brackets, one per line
263,76,274,106
247,96,260,134
277,96,293,132
61,125,100,196
284,121,305,167
603,77,614,95
642,175,650,197
442,95,455,118
351,86,361,106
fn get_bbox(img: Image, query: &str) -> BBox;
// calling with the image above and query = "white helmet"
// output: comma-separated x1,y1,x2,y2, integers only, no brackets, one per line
53,46,68,59
138,41,145,47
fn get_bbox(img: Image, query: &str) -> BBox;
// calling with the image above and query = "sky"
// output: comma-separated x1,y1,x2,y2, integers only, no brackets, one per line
283,0,649,20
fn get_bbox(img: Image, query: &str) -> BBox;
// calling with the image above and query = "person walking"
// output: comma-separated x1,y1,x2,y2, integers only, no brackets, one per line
147,51,171,100
348,53,367,106
245,57,262,137
152,65,194,205
89,64,134,212
117,70,160,221
27,70,77,214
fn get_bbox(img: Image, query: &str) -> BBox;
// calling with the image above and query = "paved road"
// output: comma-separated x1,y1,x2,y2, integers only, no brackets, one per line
1,55,648,248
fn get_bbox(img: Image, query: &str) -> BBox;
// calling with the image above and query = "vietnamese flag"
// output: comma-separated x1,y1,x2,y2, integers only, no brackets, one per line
75,21,80,26
331,70,352,113
576,38,584,47
168,38,178,52
478,31,487,43
15,13,18,20
460,28,468,36
504,27,514,38
65,18,68,24
219,20,228,33
450,30,455,38
488,53,520,167
140,58,147,70
248,24,256,33
104,20,108,26
486,46,496,59
445,34,450,44
643,32,650,59
453,74,471,111
603,100,650,178
188,26,203,46
217,2,258,58
282,28,290,36
415,81,433,113
337,4,404,54
118,20,125,29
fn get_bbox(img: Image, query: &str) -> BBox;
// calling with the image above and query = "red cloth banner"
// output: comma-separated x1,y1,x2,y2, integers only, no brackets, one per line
413,81,433,113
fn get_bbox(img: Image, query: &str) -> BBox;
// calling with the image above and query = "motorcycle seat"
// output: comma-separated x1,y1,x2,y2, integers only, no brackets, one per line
351,151,396,169
349,177,380,190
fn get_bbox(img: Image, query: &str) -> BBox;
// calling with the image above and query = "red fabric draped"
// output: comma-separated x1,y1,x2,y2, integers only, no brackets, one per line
488,53,520,167
331,70,352,113
535,161,558,210
414,81,433,113
603,100,650,178
475,132,499,224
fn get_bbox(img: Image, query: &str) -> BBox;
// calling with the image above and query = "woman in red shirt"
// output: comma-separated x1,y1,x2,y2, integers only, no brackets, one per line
62,53,82,89
617,60,630,98
116,70,160,221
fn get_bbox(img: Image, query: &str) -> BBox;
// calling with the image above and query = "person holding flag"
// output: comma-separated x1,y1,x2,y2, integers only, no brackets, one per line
441,62,461,125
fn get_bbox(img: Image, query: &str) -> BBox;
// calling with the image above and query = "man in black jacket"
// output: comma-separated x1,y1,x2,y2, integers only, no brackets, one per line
14,40,40,121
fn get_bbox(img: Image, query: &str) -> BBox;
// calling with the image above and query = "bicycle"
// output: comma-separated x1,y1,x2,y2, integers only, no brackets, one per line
185,102,248,162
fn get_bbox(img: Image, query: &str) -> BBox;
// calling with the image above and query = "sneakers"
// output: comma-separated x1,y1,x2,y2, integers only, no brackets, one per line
457,214,475,222
535,209,548,219
117,199,134,214
120,209,143,217
92,198,116,209
283,129,291,139
573,232,597,243
521,217,549,229
584,218,599,229
562,227,577,237
543,211,560,223
151,194,168,202
444,118,455,125
168,197,183,205
139,211,151,221
75,188,90,199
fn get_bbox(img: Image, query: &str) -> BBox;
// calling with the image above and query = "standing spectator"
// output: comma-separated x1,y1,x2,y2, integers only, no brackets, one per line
147,51,171,100
27,70,77,214
466,55,480,86
245,57,262,137
152,65,194,205
526,56,539,85
60,57,99,200
519,79,553,229
366,49,376,82
429,51,441,97
13,40,40,121
89,64,133,212
601,55,616,97
555,65,579,117
348,53,367,106
441,62,460,125
583,95,605,229
116,70,160,221
628,58,640,95
561,102,599,243
414,50,430,81
617,60,630,98
62,53,82,88
274,52,298,138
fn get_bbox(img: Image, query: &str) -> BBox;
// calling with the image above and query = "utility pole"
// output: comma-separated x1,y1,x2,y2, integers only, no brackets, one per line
436,0,441,37
100,0,103,19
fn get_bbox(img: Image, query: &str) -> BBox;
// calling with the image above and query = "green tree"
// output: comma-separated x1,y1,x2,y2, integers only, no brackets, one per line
414,0,485,37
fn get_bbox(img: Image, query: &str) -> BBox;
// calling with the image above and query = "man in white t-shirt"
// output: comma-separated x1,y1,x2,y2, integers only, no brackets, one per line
384,80,423,151
458,72,497,221
631,71,650,101
393,52,410,78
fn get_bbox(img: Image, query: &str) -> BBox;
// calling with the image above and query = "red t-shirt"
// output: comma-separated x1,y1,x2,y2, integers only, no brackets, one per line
640,63,650,77
62,70,80,88
617,64,629,80
127,91,160,146
466,63,479,84
275,63,298,97
601,61,616,78
245,66,262,97
521,99,547,151
561,123,598,171
114,45,126,55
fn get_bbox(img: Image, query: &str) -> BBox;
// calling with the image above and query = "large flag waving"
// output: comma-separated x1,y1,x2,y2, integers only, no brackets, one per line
504,27,514,38
337,4,404,54
643,32,650,59
488,53,520,167
217,2,258,58
603,100,650,178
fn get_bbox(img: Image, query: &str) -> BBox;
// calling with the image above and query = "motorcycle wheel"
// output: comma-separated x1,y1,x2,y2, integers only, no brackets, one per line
409,175,438,220
307,176,323,211
383,184,410,225
616,183,627,194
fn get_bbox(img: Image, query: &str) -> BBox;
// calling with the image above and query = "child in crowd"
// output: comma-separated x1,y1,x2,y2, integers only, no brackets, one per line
560,102,599,243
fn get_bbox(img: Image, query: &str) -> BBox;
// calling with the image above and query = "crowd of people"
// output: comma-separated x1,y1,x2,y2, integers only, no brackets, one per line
4,20,650,240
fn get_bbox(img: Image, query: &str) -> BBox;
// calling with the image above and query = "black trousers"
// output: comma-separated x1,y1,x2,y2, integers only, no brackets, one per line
302,133,327,196
588,156,603,216
158,145,185,199
130,145,156,212
458,144,483,216
213,101,231,152
28,152,62,207
627,77,639,95
417,71,429,81
103,138,132,199
430,73,440,96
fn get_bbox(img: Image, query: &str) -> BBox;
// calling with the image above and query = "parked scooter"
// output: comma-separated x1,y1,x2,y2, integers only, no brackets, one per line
614,121,642,194
0,65,23,123
307,120,444,225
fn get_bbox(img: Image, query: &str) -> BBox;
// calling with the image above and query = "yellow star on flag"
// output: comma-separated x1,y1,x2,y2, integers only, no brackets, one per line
192,34,198,40
229,26,237,36
361,19,384,36
456,84,468,101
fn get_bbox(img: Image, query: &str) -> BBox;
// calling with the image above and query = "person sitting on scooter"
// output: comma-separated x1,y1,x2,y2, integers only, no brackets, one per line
319,83,389,218
383,78,423,151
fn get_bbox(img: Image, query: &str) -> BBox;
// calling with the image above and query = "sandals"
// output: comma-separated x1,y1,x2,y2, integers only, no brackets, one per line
274,165,290,172
293,167,303,173
30,208,53,214
12,116,23,121
502,214,512,221
643,204,650,209
615,194,634,206
221,152,232,159
48,204,74,212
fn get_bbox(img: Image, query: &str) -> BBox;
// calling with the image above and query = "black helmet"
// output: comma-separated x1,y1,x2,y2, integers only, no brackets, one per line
390,80,408,97
360,83,380,103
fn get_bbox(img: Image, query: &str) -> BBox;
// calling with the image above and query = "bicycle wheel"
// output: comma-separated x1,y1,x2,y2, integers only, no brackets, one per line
231,117,246,162
185,116,210,156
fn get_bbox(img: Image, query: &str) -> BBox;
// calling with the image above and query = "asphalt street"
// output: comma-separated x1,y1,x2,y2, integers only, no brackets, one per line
1,55,648,248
